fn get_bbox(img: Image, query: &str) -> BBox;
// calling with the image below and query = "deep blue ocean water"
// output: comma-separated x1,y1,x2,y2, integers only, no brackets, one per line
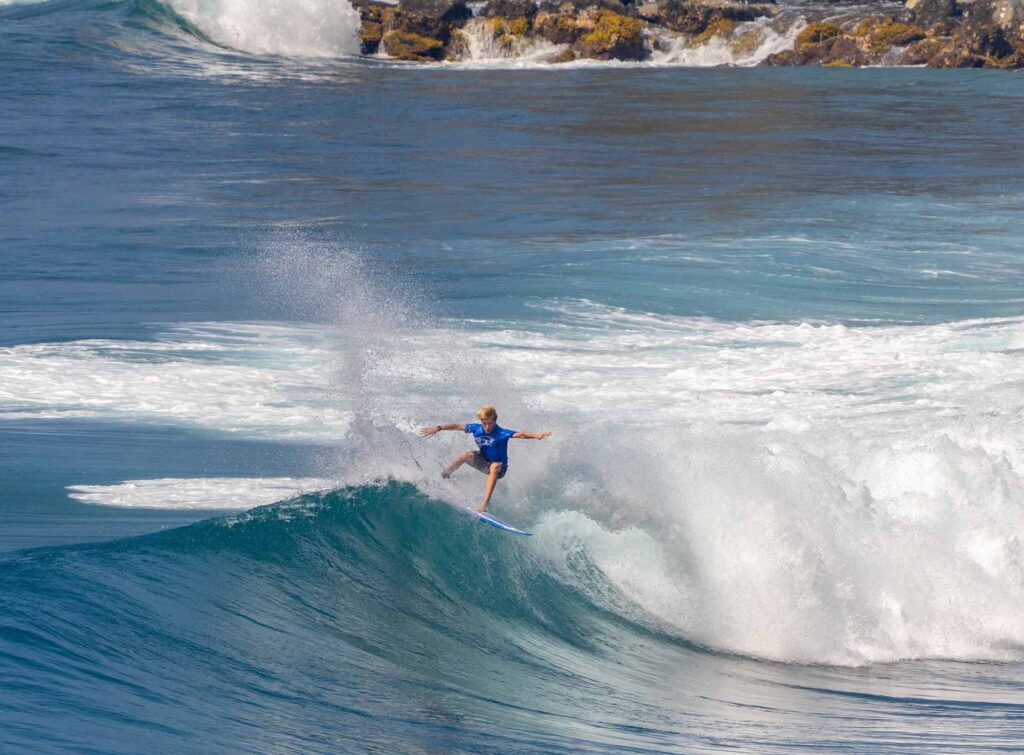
2,0,1024,751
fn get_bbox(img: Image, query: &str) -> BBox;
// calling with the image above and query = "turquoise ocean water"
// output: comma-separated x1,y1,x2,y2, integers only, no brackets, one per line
2,0,1024,751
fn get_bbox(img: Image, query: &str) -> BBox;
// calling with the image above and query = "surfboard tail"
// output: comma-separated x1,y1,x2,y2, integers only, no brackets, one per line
465,507,532,536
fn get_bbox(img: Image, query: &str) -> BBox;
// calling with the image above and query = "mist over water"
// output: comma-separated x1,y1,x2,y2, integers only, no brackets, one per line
2,1,1024,751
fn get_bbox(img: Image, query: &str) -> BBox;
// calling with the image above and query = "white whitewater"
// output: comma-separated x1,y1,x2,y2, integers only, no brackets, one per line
649,17,803,66
167,0,362,57
10,305,1023,666
451,18,569,64
68,477,336,509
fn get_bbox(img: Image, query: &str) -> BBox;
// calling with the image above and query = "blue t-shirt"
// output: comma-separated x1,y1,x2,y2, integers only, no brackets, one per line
465,423,517,465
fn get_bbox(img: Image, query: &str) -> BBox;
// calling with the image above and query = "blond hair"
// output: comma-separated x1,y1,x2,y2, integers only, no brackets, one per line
477,404,497,420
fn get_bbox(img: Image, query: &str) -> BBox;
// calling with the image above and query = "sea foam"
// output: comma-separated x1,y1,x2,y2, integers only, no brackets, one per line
68,476,335,509
15,302,1024,665
166,0,361,57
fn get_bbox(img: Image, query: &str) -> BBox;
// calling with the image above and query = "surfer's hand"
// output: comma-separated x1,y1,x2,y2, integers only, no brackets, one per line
419,425,440,437
536,431,552,440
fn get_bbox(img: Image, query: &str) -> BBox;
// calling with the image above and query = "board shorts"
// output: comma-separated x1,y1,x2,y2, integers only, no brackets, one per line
469,452,507,479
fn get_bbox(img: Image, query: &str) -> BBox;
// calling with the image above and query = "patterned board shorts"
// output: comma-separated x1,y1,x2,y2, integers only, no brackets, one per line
469,452,507,479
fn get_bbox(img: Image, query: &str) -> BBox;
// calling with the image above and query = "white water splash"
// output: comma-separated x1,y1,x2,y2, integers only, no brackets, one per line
8,300,1024,664
649,16,803,67
67,477,335,509
440,14,803,68
167,0,362,57
449,18,569,63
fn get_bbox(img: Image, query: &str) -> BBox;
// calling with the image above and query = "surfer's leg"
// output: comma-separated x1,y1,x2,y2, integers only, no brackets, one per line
477,462,503,512
442,451,475,479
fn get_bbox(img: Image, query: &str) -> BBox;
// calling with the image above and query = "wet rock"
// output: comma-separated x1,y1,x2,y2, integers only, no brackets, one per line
763,48,801,65
399,0,468,17
992,0,1024,30
538,0,631,13
928,17,962,35
447,14,532,57
351,0,398,54
533,7,586,43
900,35,948,62
494,14,531,33
926,43,988,64
904,0,959,27
390,0,472,44
767,31,873,65
866,20,927,51
957,23,1017,56
636,1,660,20
693,17,735,43
965,0,1024,31
814,35,874,64
794,21,841,49
361,20,385,53
382,29,447,59
546,47,578,60
656,0,775,35
573,7,647,57
484,0,536,18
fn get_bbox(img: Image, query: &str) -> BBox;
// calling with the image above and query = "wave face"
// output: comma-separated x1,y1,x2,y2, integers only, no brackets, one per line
4,307,1024,667
3,482,1022,753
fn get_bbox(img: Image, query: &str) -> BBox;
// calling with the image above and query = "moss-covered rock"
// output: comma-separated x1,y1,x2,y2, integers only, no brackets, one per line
694,17,735,43
532,8,581,43
900,35,948,63
574,8,646,58
506,15,531,33
382,29,447,60
795,21,841,49
767,32,872,66
868,21,927,51
763,48,800,65
352,0,398,54
361,20,385,53
851,17,883,37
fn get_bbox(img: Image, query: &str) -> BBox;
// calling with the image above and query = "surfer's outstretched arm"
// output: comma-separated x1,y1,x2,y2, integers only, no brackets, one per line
420,423,466,436
511,431,552,440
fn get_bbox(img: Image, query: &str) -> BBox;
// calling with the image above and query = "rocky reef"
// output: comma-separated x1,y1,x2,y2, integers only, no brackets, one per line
352,0,1024,67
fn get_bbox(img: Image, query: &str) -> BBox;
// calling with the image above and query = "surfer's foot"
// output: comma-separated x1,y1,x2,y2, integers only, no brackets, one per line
476,504,489,513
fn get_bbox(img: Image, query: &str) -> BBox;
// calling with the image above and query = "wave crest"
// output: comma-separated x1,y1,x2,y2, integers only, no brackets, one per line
156,0,361,57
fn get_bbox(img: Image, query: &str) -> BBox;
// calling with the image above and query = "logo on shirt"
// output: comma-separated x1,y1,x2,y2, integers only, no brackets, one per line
475,437,493,446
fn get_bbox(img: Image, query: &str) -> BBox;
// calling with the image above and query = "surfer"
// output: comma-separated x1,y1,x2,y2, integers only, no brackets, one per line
420,405,551,512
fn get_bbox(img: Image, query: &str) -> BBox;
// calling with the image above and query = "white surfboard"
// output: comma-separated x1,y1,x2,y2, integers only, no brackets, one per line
465,507,532,536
